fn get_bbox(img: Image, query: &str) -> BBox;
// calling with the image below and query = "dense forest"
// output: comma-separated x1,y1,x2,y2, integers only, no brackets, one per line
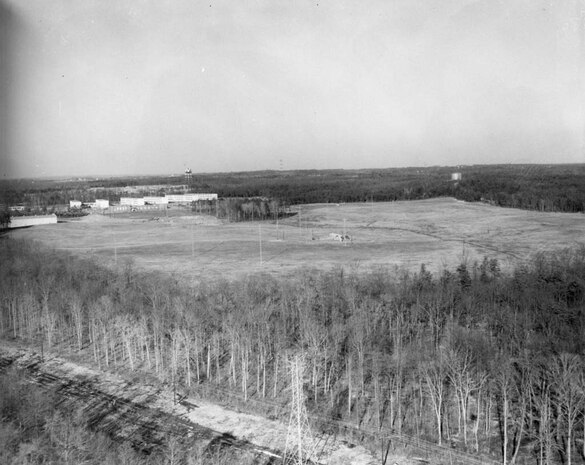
1,164,585,217
1,238,585,464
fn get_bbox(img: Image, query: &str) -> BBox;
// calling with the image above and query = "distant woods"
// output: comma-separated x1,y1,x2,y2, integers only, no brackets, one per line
2,164,585,214
2,239,585,463
192,197,286,222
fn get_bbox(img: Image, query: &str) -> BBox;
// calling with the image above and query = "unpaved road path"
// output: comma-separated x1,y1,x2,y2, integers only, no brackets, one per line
0,341,392,465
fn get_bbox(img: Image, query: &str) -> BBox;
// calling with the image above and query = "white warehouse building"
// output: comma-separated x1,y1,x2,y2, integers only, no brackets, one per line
9,214,58,228
144,196,169,205
166,193,218,203
95,199,110,209
120,197,146,207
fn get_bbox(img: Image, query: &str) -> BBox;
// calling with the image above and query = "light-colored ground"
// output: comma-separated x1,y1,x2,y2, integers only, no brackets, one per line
11,198,585,283
0,342,394,465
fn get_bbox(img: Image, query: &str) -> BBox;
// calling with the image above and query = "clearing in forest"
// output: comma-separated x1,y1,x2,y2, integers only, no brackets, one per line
11,197,585,283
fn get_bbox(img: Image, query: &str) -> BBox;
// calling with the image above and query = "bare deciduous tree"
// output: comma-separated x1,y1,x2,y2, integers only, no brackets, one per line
551,353,584,465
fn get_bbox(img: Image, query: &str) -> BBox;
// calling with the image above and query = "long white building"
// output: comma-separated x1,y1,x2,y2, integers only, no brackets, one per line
116,193,217,208
143,196,169,205
120,197,146,206
9,214,58,228
166,193,218,203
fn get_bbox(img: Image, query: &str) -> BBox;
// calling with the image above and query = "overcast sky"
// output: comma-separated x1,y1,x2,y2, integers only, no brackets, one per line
1,0,583,178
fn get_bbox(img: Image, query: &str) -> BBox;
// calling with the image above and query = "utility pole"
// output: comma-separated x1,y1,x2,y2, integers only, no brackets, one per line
112,229,118,264
276,201,280,240
191,222,195,257
259,223,263,265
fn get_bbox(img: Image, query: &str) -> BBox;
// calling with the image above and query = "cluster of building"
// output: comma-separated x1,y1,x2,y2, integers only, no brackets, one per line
119,193,218,207
69,193,218,210
69,199,110,209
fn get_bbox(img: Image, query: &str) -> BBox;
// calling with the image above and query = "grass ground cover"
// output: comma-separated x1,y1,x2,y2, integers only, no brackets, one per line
11,198,585,283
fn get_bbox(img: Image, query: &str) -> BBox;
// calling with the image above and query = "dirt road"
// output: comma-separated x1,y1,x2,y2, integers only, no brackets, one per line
0,342,384,465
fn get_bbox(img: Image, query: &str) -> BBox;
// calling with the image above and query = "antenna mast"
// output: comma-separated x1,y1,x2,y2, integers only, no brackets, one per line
283,354,315,465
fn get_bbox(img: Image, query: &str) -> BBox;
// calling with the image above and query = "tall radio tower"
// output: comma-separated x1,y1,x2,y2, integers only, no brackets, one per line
283,354,315,465
184,168,193,186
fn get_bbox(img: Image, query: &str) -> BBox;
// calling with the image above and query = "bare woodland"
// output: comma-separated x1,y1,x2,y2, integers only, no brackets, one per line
1,238,585,464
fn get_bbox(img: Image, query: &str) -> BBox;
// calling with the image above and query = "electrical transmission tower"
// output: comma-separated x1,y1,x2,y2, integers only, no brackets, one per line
283,354,315,465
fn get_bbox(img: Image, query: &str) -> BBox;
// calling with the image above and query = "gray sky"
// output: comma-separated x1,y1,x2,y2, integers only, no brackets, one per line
1,0,584,178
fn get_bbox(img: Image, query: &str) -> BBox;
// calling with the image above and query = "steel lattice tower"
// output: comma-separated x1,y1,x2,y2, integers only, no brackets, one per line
184,168,193,186
283,354,315,465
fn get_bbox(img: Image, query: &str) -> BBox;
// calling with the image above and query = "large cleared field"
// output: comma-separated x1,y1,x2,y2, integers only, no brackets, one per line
11,198,585,283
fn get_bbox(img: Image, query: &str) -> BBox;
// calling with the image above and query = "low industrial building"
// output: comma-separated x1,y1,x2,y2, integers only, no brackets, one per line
8,214,58,228
95,199,110,209
120,197,146,207
108,204,164,213
166,193,218,203
143,196,169,205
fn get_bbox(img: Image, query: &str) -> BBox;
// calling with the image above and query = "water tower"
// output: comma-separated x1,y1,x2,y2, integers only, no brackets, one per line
184,168,193,185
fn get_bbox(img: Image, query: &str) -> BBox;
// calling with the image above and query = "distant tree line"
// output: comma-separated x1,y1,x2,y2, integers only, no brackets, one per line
2,239,585,463
2,164,585,214
0,208,10,229
214,198,289,222
453,164,585,212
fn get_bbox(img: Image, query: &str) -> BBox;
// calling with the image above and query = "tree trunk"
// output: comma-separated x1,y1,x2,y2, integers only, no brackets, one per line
241,345,249,401
474,389,481,453
273,355,279,398
214,334,221,383
206,343,211,380
230,340,237,388
185,333,192,386
502,394,508,465
347,355,352,419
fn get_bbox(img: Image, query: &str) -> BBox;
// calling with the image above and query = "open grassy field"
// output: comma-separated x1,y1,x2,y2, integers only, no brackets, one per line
10,198,585,283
